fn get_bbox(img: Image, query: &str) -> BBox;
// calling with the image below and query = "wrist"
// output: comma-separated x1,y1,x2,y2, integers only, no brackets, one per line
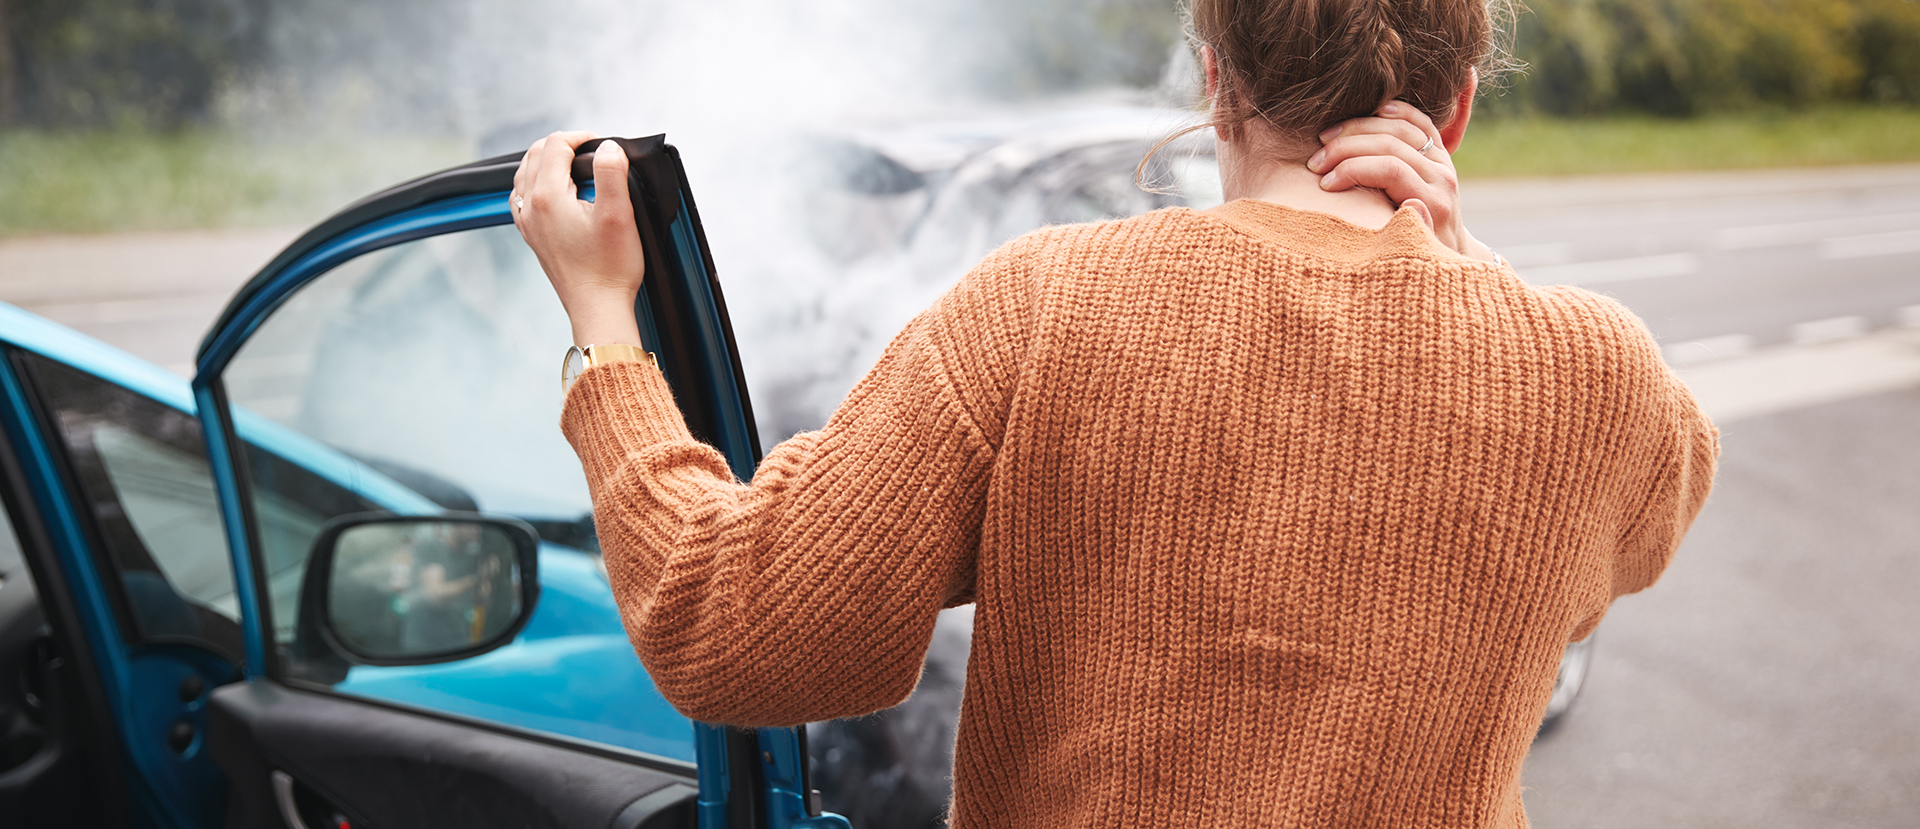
564,292,643,348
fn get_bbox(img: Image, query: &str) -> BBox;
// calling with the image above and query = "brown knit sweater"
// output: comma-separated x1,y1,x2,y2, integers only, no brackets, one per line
561,199,1718,828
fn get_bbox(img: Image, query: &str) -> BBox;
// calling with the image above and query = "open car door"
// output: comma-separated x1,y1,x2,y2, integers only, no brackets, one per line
189,138,840,829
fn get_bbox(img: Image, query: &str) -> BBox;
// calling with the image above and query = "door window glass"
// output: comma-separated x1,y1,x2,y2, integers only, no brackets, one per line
218,223,694,763
25,355,243,663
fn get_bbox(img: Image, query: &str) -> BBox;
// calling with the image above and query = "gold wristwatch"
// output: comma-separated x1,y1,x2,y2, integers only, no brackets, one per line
562,343,657,393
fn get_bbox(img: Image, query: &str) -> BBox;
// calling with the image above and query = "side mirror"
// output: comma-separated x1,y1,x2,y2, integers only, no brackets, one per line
296,512,540,667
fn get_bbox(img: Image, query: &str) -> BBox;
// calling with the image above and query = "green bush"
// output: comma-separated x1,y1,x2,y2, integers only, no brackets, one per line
0,0,255,129
1495,0,1920,115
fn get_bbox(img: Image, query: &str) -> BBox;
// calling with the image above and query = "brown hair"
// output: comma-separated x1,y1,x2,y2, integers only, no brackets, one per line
1187,0,1512,148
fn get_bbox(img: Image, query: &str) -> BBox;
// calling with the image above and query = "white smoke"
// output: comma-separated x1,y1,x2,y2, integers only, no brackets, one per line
239,0,1185,439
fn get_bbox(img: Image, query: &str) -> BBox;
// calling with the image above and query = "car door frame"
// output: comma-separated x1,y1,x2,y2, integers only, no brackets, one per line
188,146,836,829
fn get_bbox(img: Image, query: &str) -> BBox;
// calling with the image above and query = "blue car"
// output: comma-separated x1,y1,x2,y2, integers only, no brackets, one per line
0,139,843,829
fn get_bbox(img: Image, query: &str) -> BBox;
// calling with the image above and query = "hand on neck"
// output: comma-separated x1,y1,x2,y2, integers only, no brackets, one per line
1216,124,1400,230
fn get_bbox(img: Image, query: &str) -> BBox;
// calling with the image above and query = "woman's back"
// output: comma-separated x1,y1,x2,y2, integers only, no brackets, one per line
918,202,1716,826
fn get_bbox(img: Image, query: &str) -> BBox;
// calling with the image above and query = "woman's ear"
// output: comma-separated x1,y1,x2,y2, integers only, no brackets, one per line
1439,67,1477,153
1202,45,1220,109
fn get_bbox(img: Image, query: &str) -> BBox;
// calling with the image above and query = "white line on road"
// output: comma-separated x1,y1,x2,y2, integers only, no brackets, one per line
1495,243,1574,268
1713,212,1920,251
1791,316,1870,344
1821,229,1920,260
1675,327,1920,423
1664,334,1756,366
1520,253,1699,286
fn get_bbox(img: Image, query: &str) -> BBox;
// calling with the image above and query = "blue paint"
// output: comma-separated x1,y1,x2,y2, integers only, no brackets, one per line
0,302,198,411
761,728,851,829
190,383,267,676
122,649,239,826
696,723,733,829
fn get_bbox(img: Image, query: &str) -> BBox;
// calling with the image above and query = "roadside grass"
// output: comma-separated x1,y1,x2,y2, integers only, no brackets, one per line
1454,105,1920,178
6,106,1920,236
0,130,468,237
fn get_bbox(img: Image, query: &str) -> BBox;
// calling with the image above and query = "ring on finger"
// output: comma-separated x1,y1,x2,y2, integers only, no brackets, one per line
514,194,527,212
1416,135,1435,156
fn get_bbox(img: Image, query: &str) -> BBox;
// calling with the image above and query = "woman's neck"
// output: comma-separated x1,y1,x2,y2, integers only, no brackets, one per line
1216,130,1399,230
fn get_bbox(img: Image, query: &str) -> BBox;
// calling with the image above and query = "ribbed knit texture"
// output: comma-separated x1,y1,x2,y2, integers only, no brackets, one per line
561,199,1719,828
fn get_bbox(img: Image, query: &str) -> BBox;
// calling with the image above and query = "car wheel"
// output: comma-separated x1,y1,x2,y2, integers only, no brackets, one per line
1537,636,1595,738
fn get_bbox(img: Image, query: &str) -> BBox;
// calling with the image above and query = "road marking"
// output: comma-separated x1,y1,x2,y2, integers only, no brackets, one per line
1821,229,1920,260
1521,253,1699,286
1664,334,1756,366
1791,316,1869,344
1675,327,1920,423
1497,242,1574,268
1713,212,1920,250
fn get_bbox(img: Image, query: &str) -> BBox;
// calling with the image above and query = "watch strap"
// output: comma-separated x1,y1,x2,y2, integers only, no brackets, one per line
563,343,657,393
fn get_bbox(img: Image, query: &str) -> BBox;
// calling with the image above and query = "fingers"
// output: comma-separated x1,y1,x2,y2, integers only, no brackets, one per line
511,135,547,232
530,130,597,209
1311,133,1438,182
1317,117,1430,160
513,136,541,195
590,140,634,229
1317,154,1429,205
1374,100,1442,147
1317,100,1445,163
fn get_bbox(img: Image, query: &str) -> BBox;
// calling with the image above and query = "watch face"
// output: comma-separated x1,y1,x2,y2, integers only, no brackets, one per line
562,345,586,392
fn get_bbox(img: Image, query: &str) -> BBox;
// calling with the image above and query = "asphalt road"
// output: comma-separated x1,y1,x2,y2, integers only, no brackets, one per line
1,164,1916,826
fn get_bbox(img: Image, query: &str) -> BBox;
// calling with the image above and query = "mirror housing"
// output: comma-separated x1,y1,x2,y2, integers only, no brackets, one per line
295,512,540,669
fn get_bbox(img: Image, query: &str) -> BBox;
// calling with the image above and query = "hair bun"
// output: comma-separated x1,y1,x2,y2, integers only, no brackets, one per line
1188,0,1502,146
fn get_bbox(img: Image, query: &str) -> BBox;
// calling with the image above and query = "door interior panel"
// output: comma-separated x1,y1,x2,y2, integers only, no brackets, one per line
0,563,120,827
208,682,696,829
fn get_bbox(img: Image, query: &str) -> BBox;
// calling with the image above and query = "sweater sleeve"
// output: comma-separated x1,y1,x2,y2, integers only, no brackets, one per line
1610,364,1719,599
1573,291,1721,602
1549,288,1719,642
559,244,1036,727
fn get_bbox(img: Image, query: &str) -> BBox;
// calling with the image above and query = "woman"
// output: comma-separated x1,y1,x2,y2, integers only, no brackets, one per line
513,0,1718,824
